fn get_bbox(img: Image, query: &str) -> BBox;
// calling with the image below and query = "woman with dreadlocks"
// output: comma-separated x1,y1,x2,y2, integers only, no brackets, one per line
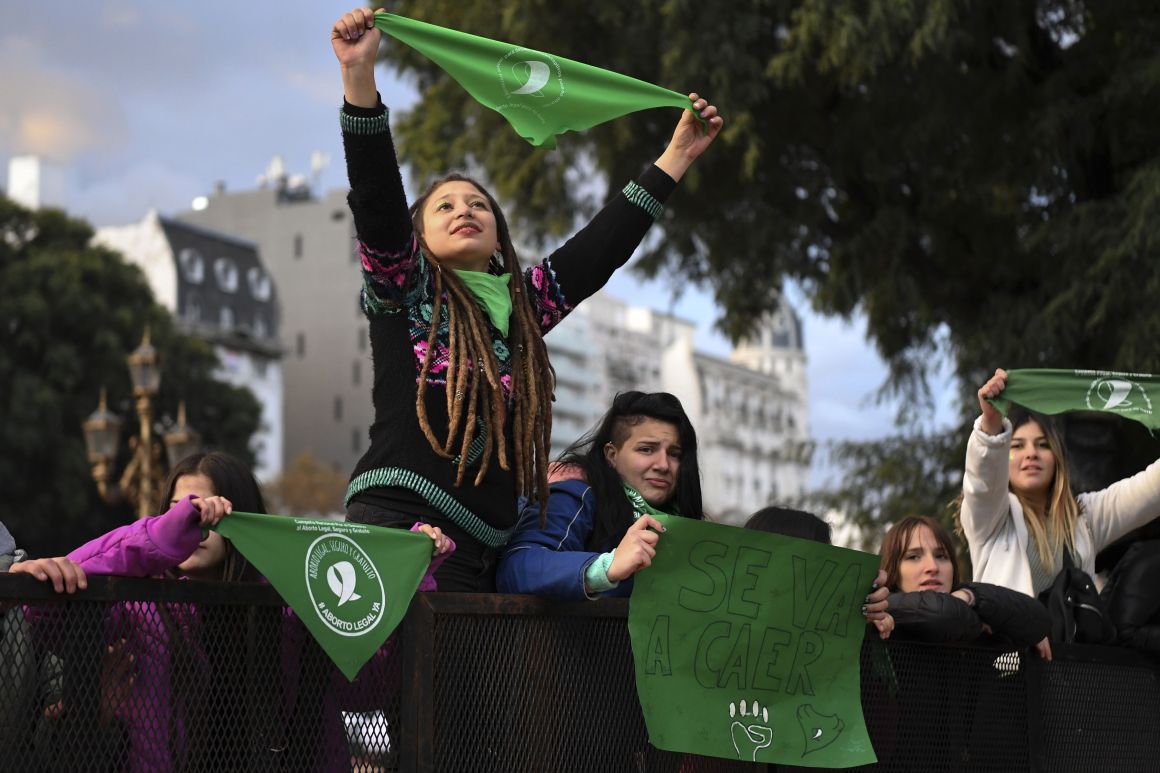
332,7,724,591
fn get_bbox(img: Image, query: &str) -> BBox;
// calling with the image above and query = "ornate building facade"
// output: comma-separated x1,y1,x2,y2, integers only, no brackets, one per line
94,212,284,481
546,292,812,524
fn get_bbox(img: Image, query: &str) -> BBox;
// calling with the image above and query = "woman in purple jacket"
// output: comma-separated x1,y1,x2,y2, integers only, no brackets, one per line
16,452,451,771
13,452,267,773
12,452,264,589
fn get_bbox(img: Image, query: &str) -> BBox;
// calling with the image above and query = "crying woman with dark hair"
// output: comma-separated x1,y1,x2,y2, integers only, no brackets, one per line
497,392,704,600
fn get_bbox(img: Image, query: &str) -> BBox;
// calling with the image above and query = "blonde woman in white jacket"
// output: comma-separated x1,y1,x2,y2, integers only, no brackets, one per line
961,368,1160,654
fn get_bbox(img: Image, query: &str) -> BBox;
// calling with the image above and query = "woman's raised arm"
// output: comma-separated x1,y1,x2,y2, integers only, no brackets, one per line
654,93,724,182
331,6,382,108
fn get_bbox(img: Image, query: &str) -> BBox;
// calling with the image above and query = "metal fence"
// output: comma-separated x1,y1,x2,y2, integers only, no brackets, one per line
2,574,1158,772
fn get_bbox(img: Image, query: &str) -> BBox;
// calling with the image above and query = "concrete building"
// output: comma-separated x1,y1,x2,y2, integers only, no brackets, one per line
6,155,66,211
93,212,284,481
175,166,369,475
545,292,812,523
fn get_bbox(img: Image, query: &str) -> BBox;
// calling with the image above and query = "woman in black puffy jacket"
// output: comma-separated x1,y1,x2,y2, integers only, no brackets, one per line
1102,539,1160,652
878,516,1051,657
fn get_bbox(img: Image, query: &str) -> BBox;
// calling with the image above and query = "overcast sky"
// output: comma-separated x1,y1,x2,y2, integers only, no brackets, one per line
0,1,956,488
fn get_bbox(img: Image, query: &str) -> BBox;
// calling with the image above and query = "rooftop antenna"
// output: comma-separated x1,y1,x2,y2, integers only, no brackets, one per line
310,150,330,191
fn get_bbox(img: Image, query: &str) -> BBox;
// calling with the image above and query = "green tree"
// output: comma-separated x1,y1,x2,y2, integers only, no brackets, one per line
266,451,349,517
809,433,966,553
0,197,262,556
381,0,1160,386
378,0,1160,533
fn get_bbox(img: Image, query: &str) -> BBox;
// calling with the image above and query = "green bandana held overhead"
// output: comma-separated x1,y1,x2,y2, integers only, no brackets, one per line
453,269,512,336
987,369,1160,430
373,12,702,149
213,512,434,680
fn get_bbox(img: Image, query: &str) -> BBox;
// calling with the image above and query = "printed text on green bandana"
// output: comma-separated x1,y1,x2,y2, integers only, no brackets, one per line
215,513,433,680
989,368,1160,429
373,12,697,148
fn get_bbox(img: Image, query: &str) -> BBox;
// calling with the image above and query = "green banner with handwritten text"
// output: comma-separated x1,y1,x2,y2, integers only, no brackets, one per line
628,516,878,767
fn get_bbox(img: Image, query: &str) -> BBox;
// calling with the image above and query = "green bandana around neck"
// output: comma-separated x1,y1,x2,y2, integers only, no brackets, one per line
622,484,677,519
373,12,704,149
988,368,1160,430
452,270,512,336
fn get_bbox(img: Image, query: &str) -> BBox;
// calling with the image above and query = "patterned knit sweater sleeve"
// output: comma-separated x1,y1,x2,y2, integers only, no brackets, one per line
341,98,419,314
524,166,677,334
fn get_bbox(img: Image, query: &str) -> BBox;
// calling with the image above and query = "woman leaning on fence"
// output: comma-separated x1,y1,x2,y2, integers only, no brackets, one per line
877,516,1050,653
331,6,723,591
15,452,451,771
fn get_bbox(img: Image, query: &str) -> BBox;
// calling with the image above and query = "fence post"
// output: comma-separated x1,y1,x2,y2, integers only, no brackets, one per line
398,593,435,773
1024,648,1045,773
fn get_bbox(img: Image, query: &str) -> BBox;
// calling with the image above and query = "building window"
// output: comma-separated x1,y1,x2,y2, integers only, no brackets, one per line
296,333,305,357
213,257,239,292
246,266,272,300
254,314,267,339
293,234,303,259
255,359,268,377
178,248,205,283
334,396,343,421
186,292,202,323
358,328,367,352
352,360,361,386
219,305,235,330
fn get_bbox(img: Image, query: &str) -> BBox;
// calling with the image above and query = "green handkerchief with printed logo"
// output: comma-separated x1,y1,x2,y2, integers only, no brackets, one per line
215,513,432,680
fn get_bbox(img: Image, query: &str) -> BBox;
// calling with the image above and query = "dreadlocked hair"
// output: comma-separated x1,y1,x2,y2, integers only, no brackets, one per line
410,173,554,511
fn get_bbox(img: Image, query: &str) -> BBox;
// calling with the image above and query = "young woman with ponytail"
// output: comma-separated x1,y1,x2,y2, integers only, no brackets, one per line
331,7,723,590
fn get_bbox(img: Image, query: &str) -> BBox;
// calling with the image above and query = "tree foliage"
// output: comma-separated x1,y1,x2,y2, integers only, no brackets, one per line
266,451,349,517
379,0,1160,535
809,432,966,554
381,0,1160,380
0,197,262,556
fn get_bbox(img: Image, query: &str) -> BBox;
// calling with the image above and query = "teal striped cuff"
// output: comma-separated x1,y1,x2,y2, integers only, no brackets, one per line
584,550,619,597
622,181,664,219
340,108,390,135
345,466,515,548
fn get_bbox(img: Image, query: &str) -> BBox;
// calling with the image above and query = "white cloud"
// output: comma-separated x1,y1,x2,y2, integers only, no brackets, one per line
0,36,129,161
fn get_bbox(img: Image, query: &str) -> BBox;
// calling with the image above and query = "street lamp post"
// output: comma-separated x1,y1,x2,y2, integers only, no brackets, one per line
164,401,202,471
83,329,201,519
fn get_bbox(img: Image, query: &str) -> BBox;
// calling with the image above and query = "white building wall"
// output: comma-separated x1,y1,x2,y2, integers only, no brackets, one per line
93,212,178,310
7,155,67,211
214,345,284,482
544,291,811,523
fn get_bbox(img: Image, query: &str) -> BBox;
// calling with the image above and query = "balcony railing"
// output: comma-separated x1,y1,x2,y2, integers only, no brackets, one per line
2,574,1158,772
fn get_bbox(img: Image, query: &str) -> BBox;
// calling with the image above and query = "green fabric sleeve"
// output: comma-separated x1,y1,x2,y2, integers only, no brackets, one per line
584,550,619,597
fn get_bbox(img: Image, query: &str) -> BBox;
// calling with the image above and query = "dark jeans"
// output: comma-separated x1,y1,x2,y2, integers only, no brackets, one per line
345,502,498,592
